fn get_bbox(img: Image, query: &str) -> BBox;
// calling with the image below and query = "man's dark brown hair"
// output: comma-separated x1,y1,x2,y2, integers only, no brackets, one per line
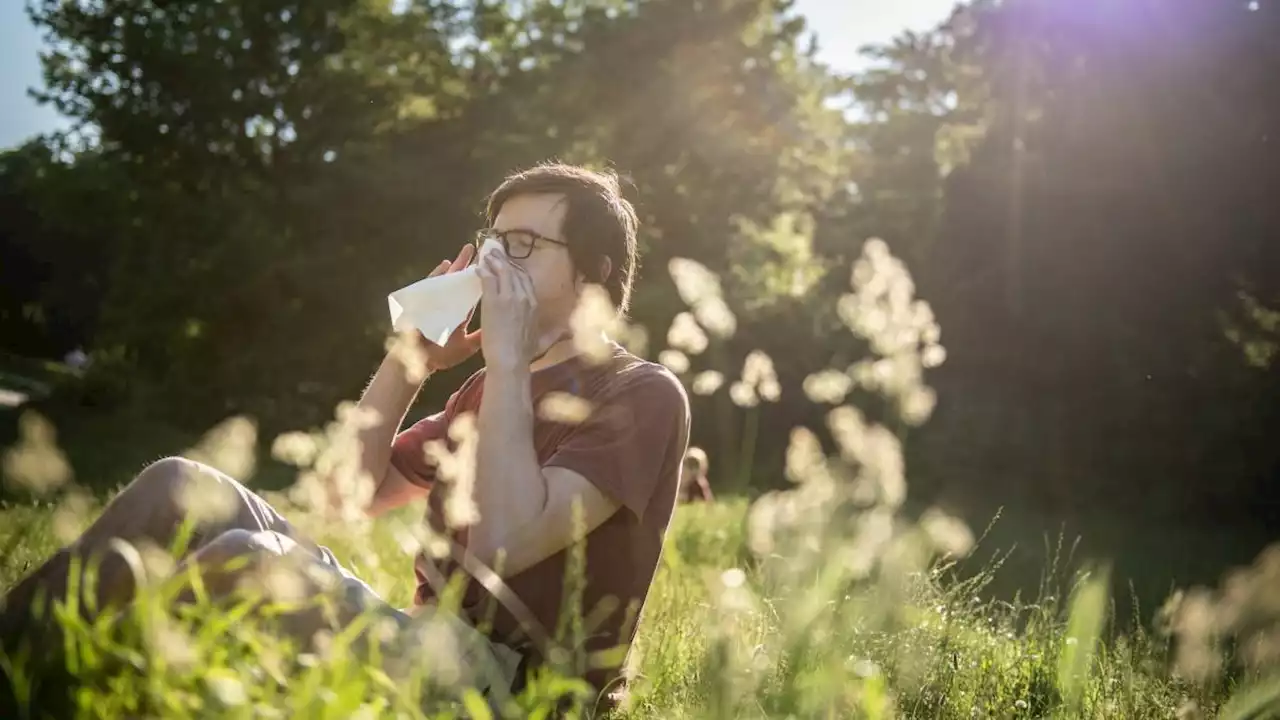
486,162,639,314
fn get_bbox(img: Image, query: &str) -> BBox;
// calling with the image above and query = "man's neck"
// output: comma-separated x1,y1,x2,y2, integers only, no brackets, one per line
528,330,580,372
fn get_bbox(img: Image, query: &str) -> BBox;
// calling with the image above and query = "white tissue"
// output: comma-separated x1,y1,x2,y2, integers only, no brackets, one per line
387,238,503,347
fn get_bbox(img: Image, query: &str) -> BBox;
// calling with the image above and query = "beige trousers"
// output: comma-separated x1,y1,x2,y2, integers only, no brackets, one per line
0,457,521,701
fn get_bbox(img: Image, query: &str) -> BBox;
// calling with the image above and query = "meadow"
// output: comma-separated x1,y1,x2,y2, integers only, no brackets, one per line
3,242,1277,719
0,490,1269,719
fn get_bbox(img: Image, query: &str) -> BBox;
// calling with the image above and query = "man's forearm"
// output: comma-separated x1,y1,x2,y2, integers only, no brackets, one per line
322,348,428,514
358,352,428,481
471,366,546,557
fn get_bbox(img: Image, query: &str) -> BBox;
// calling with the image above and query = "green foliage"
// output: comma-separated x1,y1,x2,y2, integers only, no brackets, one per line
1056,564,1110,711
7,0,857,436
0,499,1257,719
1218,676,1280,720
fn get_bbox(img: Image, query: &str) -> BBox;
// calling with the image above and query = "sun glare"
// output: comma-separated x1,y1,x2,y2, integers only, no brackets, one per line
795,0,960,72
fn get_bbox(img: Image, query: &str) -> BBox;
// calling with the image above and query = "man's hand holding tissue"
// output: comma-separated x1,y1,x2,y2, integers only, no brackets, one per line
414,243,484,372
476,249,544,373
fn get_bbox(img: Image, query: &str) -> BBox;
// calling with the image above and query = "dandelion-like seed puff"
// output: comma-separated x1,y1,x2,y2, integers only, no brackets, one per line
669,258,738,338
667,312,710,355
422,412,481,530
803,369,853,405
568,284,651,363
691,370,725,395
2,411,73,495
184,415,258,480
538,392,593,425
659,349,691,375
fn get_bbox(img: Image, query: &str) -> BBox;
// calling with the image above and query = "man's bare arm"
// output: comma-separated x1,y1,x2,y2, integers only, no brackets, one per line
359,346,433,517
320,245,481,517
472,465,619,576
310,341,431,518
469,366,546,549
466,366,619,574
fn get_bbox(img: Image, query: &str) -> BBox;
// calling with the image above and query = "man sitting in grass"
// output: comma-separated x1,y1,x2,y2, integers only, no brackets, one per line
0,162,691,712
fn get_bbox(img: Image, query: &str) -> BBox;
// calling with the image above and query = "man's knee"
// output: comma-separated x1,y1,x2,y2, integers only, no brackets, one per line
195,529,294,566
184,529,348,635
132,456,214,498
184,529,299,598
129,456,244,527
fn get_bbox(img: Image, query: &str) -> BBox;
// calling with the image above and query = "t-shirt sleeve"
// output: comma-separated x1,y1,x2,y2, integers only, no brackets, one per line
390,389,464,489
543,366,690,521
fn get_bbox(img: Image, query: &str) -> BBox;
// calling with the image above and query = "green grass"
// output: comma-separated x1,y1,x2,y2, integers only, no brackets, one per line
4,243,1277,718
0,493,1260,719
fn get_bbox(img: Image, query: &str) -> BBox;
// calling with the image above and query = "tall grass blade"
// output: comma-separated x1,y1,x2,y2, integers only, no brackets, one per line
1218,675,1280,720
1056,562,1110,711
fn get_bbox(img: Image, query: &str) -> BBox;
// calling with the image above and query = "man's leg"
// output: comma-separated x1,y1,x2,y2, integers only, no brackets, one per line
171,528,369,646
172,531,522,704
0,456,307,640
387,604,524,703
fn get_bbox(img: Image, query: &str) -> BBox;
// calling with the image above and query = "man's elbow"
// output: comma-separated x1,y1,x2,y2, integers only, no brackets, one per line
366,465,431,517
469,472,552,566
466,526,534,577
467,502,556,577
465,526,502,568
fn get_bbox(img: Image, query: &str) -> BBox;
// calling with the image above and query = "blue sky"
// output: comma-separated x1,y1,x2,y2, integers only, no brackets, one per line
0,0,957,150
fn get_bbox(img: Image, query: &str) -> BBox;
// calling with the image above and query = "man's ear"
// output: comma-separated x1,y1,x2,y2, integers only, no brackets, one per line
576,256,613,287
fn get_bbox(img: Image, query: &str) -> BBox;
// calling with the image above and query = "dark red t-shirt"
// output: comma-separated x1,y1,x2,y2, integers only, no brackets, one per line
389,343,689,694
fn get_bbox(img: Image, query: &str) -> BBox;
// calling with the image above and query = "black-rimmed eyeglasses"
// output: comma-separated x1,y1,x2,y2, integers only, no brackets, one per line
475,228,568,260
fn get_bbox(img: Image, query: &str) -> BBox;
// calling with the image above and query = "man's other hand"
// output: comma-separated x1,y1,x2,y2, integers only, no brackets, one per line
477,251,541,372
417,243,483,372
